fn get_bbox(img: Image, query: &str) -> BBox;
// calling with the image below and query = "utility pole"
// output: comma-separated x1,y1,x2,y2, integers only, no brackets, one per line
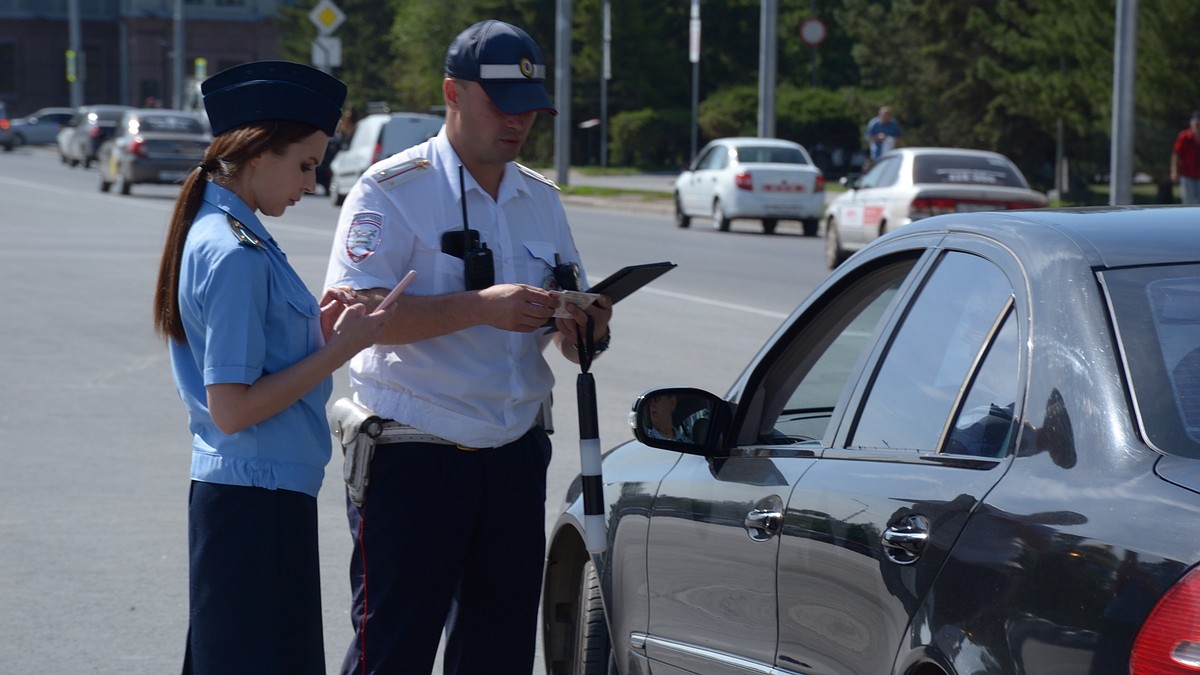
172,0,185,109
67,0,83,107
1109,0,1137,206
554,0,572,186
600,0,611,168
689,0,700,161
756,0,777,138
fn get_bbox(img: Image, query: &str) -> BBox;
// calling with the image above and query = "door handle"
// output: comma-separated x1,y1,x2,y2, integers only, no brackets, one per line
744,509,783,542
882,514,929,565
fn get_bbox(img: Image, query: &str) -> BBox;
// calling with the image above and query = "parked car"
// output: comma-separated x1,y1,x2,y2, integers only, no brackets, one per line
329,111,444,206
2,106,75,150
97,109,210,195
673,137,826,236
825,147,1047,268
57,104,136,168
543,206,1200,675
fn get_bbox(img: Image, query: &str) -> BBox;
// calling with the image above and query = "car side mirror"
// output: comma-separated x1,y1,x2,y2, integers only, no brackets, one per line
630,387,732,456
840,173,861,189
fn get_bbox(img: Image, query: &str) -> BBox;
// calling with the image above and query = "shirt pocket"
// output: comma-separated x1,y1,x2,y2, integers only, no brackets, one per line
522,240,559,287
284,292,321,358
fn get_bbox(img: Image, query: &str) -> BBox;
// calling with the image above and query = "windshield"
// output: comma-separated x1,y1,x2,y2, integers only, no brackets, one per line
736,145,810,165
1103,263,1200,457
913,154,1029,188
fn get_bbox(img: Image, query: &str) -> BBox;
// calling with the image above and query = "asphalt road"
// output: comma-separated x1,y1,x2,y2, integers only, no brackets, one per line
0,146,832,673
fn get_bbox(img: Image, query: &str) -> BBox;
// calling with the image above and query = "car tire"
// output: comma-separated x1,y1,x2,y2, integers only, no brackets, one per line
713,201,731,232
674,194,691,229
762,218,778,235
802,218,819,237
825,218,848,269
571,560,611,675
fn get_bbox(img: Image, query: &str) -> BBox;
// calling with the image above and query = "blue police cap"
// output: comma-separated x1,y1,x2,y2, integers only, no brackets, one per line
445,20,557,116
201,60,347,137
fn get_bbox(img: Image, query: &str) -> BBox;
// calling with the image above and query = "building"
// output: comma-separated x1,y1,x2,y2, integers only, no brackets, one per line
0,0,300,116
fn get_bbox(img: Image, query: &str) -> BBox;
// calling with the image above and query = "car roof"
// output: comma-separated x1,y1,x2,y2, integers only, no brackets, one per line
884,147,1010,159
907,206,1200,269
712,137,802,147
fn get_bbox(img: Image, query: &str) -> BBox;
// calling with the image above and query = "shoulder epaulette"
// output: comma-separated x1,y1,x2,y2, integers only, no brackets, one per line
516,163,560,191
226,213,265,249
374,158,433,191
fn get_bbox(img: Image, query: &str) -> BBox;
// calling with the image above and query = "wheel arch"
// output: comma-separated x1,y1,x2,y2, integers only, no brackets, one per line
543,522,601,674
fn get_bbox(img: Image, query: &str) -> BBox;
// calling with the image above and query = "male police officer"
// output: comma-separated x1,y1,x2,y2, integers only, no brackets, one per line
324,20,612,675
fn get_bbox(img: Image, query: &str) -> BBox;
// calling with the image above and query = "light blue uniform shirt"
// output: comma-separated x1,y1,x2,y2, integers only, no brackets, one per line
170,182,332,497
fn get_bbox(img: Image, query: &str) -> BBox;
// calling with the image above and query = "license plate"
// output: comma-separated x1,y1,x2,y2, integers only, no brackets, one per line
159,170,187,181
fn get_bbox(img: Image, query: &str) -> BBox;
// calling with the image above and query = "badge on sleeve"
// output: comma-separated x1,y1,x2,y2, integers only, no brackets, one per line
345,212,383,263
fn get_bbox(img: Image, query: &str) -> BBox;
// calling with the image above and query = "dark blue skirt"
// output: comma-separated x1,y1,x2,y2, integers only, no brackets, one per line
182,481,324,675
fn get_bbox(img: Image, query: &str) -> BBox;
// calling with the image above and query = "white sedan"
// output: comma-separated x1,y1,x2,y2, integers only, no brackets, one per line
674,137,826,236
825,147,1047,268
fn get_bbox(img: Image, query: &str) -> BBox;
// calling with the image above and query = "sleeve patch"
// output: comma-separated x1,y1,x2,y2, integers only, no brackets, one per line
345,212,384,263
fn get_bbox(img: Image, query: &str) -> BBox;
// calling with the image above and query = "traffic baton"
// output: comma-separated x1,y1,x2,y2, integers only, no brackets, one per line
575,317,607,553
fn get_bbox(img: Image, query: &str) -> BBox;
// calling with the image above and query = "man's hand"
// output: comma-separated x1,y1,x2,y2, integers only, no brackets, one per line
479,283,558,332
555,293,614,358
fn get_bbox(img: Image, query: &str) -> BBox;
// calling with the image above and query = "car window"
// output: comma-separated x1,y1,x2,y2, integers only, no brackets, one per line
759,258,918,444
735,146,809,165
860,156,900,189
1102,264,1200,458
380,116,443,157
912,154,1029,188
136,114,206,134
943,309,1019,457
698,145,728,171
851,251,1013,452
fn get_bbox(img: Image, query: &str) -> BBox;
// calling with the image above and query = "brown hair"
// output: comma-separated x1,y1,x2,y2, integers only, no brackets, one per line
153,119,321,343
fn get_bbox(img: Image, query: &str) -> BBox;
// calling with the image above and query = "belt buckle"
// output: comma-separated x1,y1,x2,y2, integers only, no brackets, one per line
456,443,480,452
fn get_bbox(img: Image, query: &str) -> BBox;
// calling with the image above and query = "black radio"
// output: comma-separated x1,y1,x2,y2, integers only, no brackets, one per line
442,164,494,291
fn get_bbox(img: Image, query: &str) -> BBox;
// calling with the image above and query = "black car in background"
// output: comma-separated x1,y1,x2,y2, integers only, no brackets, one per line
543,206,1200,675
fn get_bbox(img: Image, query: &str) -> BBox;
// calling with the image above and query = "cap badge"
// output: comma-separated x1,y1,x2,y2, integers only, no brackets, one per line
519,58,535,79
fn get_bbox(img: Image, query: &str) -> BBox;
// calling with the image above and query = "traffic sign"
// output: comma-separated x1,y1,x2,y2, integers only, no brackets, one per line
799,18,827,46
312,36,342,69
309,0,345,36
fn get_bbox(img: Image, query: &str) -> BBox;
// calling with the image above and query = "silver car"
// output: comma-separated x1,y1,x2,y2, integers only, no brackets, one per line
2,107,75,150
674,137,826,236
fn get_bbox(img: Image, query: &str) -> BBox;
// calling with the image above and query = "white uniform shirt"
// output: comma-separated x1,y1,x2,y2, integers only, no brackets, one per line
325,128,584,448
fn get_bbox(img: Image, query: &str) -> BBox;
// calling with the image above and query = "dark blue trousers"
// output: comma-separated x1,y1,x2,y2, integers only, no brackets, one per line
182,481,324,675
340,428,552,675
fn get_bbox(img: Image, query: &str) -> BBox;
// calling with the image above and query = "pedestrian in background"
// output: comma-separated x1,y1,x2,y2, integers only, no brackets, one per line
153,61,392,674
324,19,613,675
865,105,903,163
1170,110,1200,205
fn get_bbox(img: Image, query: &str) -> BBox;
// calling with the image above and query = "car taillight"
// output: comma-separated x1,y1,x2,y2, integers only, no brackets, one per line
735,172,753,191
372,142,383,164
1006,201,1040,210
815,174,825,193
0,118,9,131
129,138,147,157
910,197,958,218
1131,565,1200,673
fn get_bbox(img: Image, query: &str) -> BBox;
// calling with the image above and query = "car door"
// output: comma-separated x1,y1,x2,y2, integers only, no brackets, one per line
840,156,902,246
776,246,1023,675
642,254,924,674
679,145,723,215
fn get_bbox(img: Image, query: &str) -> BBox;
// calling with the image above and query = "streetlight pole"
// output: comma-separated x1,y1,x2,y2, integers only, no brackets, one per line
172,0,185,109
689,0,700,161
1109,0,1137,206
756,0,777,138
554,0,572,186
600,0,611,168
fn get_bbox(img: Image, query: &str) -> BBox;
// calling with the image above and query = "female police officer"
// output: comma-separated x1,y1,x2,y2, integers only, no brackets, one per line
153,61,393,674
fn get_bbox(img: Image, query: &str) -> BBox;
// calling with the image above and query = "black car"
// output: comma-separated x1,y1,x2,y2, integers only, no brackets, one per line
543,206,1200,675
